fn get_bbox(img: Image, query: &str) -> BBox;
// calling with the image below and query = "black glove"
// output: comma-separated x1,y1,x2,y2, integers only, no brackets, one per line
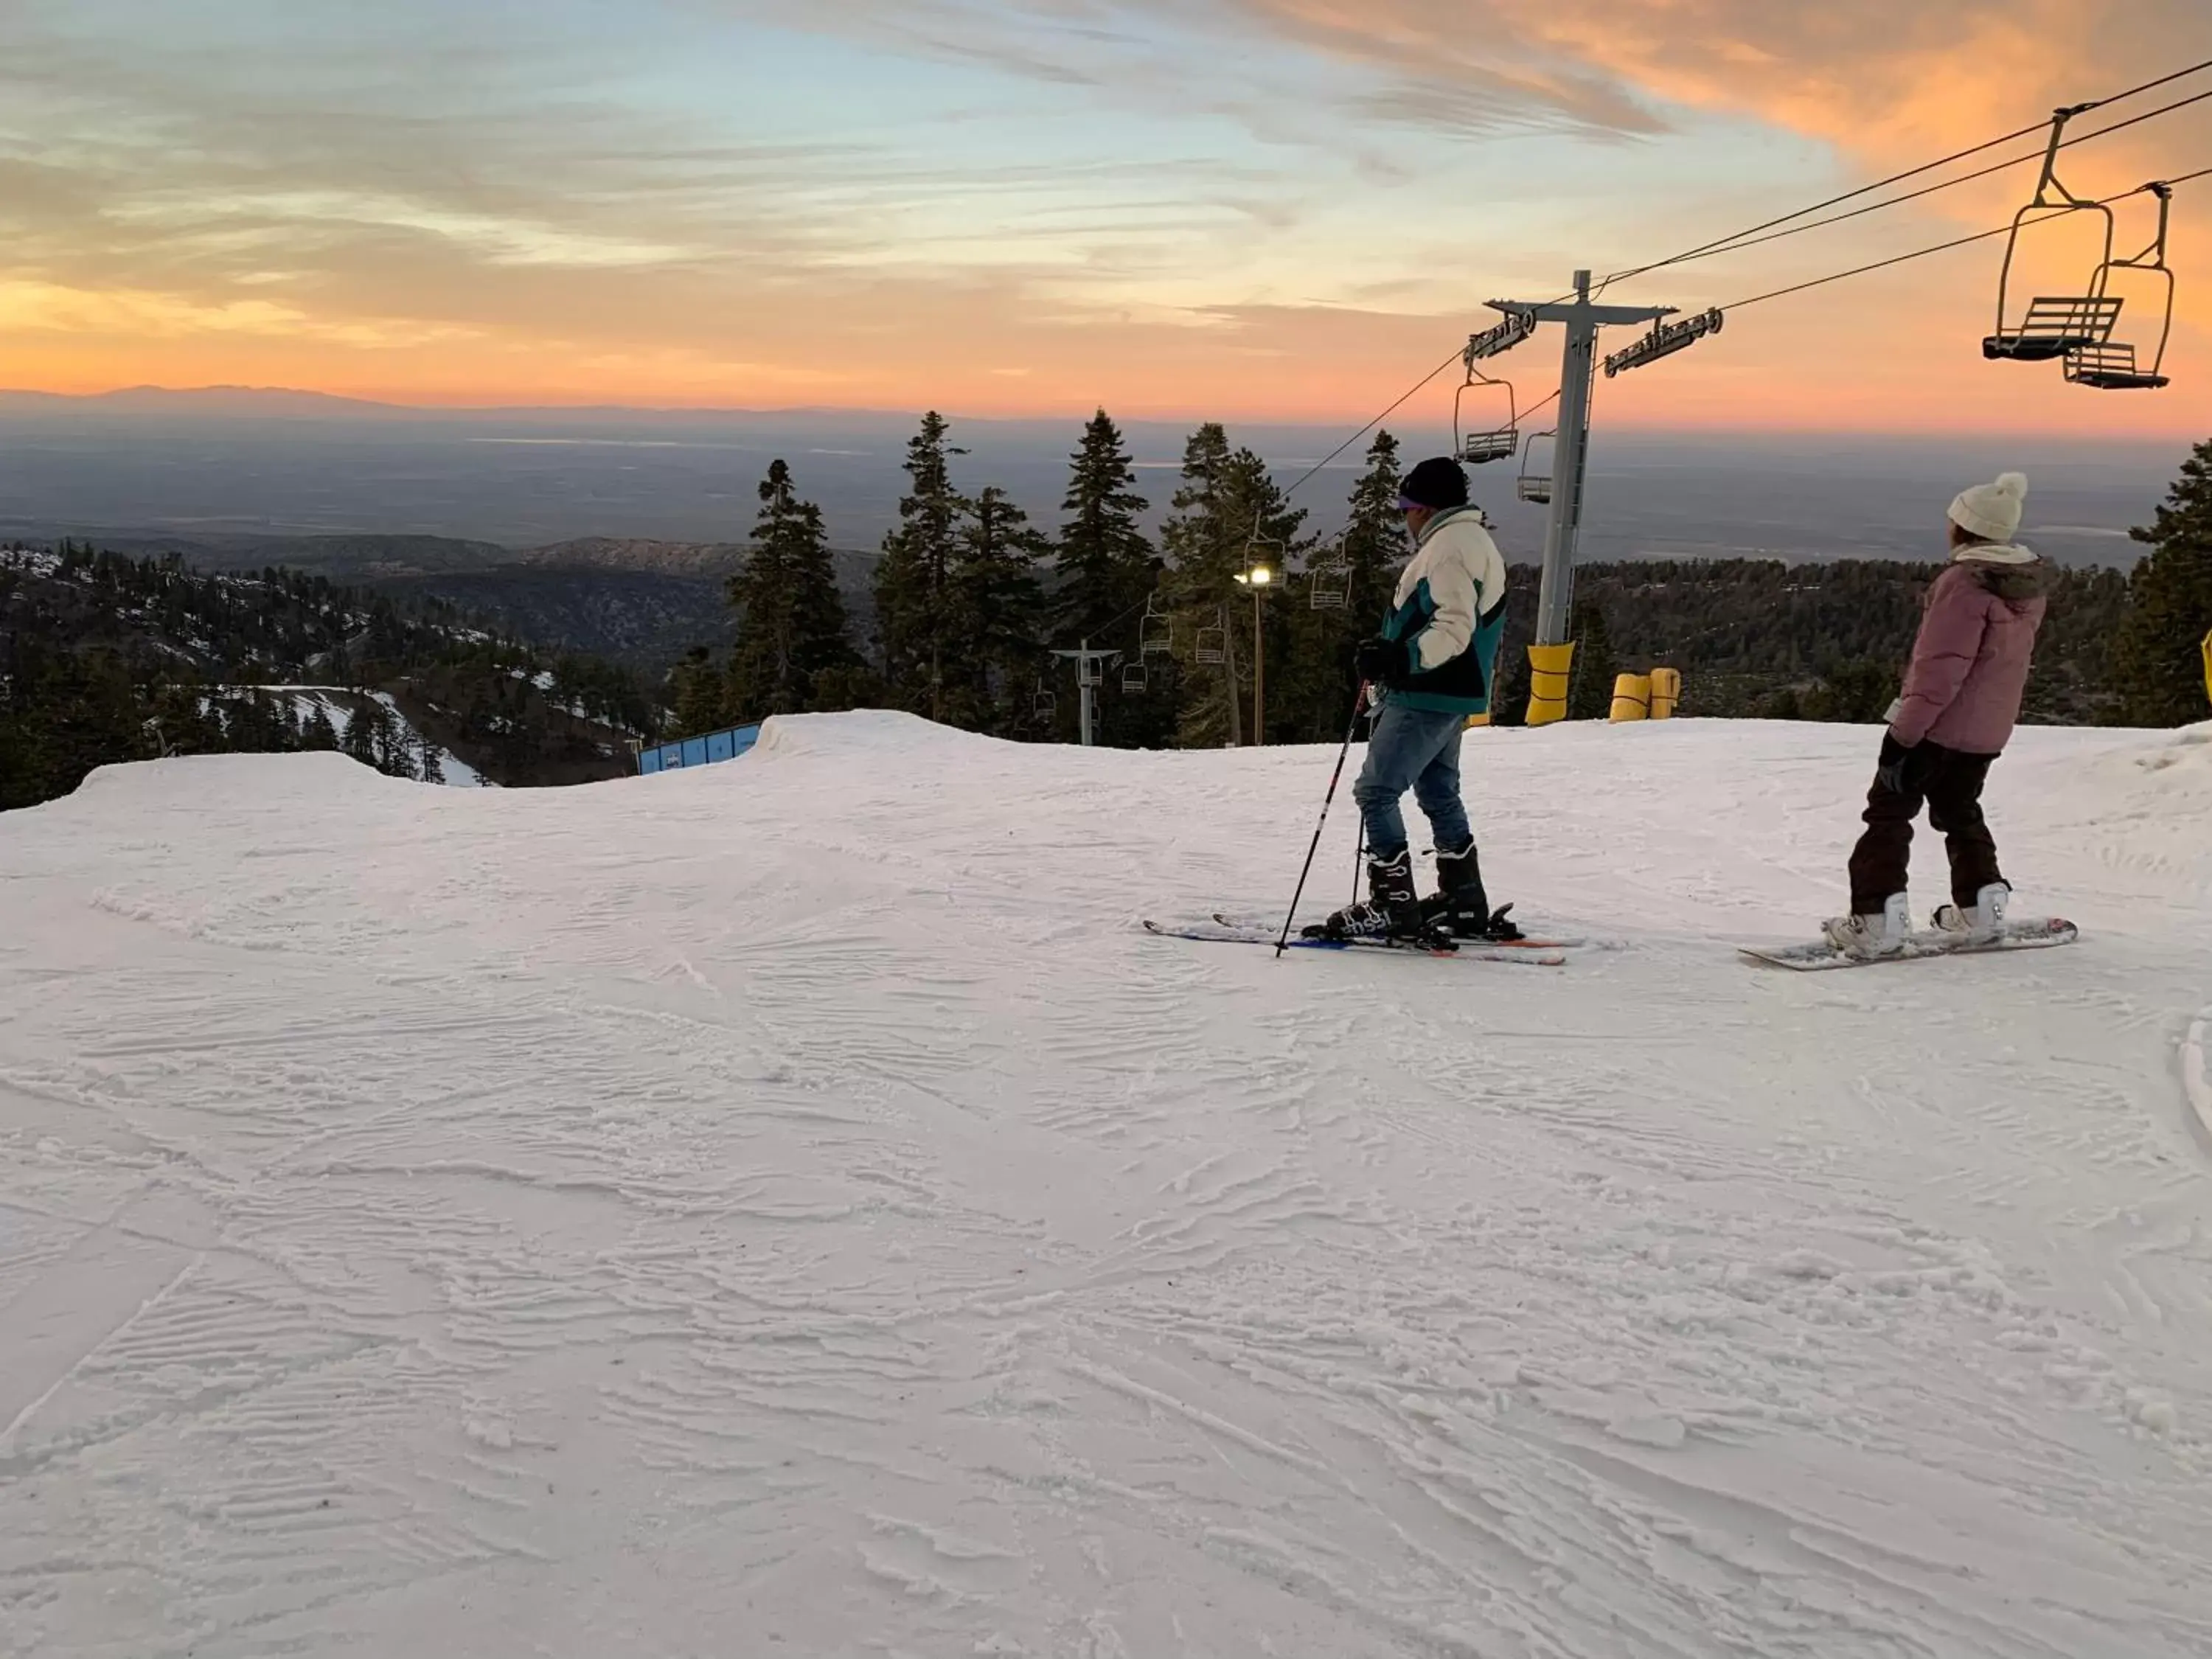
1874,733,1930,796
1355,636,1412,689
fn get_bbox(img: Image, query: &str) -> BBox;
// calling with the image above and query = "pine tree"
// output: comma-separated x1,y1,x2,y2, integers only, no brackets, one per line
873,412,967,721
1279,431,1405,742
947,486,1048,735
417,734,446,785
668,646,732,737
1053,410,1155,644
2115,437,2212,726
369,704,419,779
1160,431,1307,748
728,460,857,722
340,698,379,767
1568,601,1618,721
300,698,341,751
1158,425,1239,745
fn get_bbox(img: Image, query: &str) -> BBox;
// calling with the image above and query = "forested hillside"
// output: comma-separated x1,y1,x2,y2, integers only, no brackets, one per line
655,415,2205,749
1486,557,2133,728
8,422,2203,813
1,544,662,810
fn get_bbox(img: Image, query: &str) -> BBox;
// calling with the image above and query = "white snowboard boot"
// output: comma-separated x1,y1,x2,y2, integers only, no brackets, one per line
1933,883,2009,945
1823,892,1912,959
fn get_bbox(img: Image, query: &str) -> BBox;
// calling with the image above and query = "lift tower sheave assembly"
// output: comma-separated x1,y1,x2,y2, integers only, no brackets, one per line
1477,271,1680,653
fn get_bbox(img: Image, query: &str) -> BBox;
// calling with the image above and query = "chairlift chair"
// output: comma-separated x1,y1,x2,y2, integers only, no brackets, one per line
1121,658,1149,694
1516,429,1557,505
1242,529,1287,590
1308,540,1352,611
1454,367,1519,465
2065,182,2174,390
1078,654,1106,689
1984,105,2126,363
1194,608,1228,666
1033,681,1057,720
1138,591,1175,655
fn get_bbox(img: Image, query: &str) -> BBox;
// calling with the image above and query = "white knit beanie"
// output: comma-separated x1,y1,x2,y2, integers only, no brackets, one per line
1948,471,2028,543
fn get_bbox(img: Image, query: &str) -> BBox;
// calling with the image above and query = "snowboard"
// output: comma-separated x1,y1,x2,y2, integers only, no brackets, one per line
1739,917,2078,971
1143,919,1567,967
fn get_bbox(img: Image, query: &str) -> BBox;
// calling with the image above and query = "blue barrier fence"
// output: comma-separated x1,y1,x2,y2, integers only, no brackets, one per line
636,722,762,776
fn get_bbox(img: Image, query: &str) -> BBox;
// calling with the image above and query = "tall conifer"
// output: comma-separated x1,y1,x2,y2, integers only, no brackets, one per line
2115,438,2212,725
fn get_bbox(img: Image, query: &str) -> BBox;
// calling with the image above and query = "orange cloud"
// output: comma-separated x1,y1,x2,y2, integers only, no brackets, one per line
1,0,2206,434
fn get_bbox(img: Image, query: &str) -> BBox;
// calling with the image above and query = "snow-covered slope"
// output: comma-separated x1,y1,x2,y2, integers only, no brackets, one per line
3,714,2210,1658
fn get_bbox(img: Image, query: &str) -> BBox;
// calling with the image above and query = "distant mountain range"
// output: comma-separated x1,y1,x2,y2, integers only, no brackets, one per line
0,386,416,417
28,530,876,669
0,386,956,431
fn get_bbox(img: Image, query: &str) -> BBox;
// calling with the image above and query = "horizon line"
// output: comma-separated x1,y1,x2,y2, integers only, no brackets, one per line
0,384,2202,445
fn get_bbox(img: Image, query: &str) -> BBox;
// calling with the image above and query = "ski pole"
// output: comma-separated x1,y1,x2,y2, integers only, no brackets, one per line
1276,684,1370,956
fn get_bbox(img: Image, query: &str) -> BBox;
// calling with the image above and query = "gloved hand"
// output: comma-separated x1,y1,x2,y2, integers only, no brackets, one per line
1875,732,1930,796
1355,636,1412,689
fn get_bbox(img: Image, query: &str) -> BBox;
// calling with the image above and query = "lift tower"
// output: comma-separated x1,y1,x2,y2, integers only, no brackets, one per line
1472,271,1719,721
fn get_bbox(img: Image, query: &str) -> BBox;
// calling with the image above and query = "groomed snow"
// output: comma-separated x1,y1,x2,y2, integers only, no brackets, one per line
3,714,2210,1658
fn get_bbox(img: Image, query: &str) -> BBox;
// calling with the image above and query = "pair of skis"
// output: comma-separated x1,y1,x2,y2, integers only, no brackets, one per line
1141,914,1580,968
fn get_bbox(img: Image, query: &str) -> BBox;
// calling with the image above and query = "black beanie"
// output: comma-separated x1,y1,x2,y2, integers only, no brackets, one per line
1398,456,1469,510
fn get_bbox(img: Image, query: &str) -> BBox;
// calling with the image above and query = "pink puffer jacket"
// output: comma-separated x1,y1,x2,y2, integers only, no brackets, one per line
1890,547,2049,755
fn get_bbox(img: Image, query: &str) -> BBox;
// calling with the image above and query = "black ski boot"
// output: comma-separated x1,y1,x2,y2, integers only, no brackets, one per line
1423,839,1525,941
1306,848,1453,945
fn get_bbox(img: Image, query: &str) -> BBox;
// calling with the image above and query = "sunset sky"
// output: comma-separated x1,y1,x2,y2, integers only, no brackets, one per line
3,0,2208,434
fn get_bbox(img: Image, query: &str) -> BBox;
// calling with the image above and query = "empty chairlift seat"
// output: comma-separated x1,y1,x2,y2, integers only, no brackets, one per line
1194,609,1227,666
1982,105,2158,375
1454,366,1519,466
2064,340,2169,390
1983,294,2122,361
2065,182,2177,391
1517,429,1556,505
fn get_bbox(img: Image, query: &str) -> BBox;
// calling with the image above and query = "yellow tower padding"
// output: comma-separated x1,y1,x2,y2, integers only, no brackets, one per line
1610,673,1652,723
2201,626,2211,706
1526,641,1575,726
1649,666,1682,720
1464,711,1492,729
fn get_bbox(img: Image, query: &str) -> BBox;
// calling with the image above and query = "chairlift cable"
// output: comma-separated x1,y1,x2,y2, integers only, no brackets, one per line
1281,75,2212,509
1621,86,2212,276
1278,347,1466,503
1722,169,2209,313
1597,58,2212,291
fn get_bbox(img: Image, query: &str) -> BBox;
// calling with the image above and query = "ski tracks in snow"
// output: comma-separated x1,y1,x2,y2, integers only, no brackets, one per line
1,726,2210,1657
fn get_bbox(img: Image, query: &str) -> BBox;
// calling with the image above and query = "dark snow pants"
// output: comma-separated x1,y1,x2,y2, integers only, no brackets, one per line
1847,740,2002,914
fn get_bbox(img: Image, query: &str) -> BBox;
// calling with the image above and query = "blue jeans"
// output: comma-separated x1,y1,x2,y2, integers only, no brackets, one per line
1352,700,1471,860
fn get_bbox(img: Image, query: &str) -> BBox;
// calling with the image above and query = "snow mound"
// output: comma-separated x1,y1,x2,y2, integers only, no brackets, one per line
746,706,1018,762
69,748,408,808
3,713,2210,1657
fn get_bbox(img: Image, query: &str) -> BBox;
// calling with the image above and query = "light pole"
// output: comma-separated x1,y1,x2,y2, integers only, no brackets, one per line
1233,562,1273,745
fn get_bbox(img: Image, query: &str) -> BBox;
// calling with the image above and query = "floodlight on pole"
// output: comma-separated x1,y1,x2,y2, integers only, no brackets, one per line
1234,567,1273,744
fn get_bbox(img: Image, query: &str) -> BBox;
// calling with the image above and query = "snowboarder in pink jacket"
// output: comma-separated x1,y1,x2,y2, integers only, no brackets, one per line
1826,472,2050,957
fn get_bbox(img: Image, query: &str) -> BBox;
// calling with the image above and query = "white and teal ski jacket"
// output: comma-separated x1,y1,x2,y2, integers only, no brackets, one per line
1378,504,1509,717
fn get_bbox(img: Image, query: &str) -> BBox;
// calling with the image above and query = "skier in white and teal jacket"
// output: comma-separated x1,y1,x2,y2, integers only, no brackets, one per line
1312,456,1515,945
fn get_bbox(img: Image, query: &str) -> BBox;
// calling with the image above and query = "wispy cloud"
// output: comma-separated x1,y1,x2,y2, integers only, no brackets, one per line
0,0,2203,433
